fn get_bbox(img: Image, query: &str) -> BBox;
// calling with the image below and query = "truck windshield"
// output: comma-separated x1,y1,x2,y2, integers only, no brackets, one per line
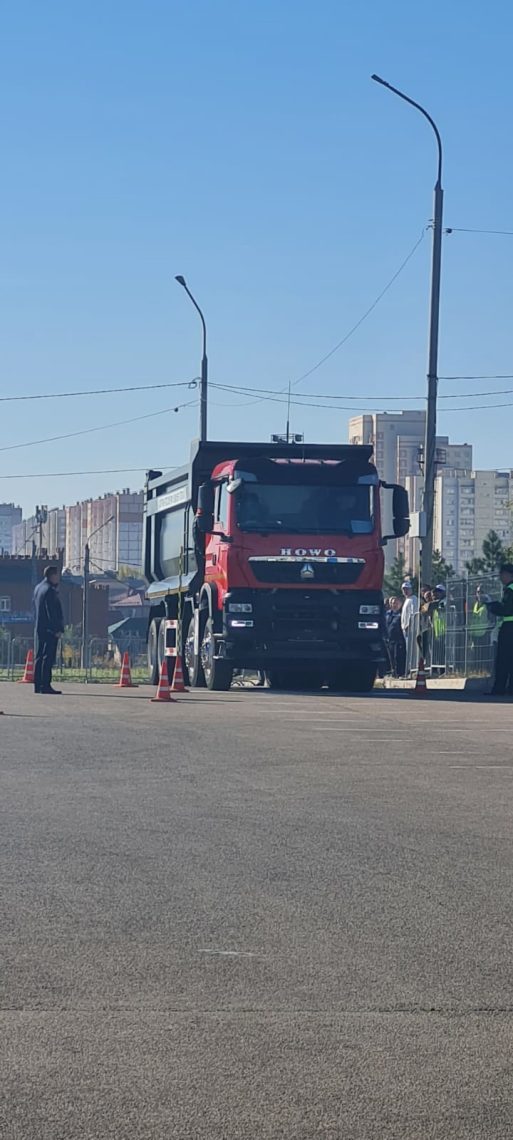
236,484,373,535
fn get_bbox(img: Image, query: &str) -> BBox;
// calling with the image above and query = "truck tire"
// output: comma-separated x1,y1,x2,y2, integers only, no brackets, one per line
201,618,233,691
148,619,161,686
184,614,205,688
329,664,377,693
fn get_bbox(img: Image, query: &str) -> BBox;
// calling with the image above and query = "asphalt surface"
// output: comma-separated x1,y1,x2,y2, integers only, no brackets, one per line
1,681,513,1138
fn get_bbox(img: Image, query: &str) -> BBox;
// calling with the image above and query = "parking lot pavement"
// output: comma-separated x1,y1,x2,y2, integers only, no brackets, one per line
2,682,513,1138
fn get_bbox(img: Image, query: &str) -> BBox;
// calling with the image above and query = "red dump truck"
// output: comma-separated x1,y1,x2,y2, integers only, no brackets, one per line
143,439,409,691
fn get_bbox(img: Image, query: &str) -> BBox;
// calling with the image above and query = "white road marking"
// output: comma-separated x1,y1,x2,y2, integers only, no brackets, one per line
450,765,513,770
198,949,263,958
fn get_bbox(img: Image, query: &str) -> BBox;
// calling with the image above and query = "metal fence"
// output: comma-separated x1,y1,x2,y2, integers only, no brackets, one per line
0,634,148,683
398,574,502,680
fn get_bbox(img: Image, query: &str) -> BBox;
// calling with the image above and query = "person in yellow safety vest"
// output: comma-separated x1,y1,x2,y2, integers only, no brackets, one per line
486,564,513,696
469,584,493,673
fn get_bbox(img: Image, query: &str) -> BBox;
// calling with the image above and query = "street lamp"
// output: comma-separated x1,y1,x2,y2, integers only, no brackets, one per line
175,275,208,442
81,515,115,670
371,74,444,587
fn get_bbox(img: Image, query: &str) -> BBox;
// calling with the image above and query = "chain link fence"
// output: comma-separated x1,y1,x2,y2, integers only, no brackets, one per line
0,633,148,684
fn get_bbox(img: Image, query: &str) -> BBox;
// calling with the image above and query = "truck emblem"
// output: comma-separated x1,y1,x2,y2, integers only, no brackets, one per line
300,562,315,580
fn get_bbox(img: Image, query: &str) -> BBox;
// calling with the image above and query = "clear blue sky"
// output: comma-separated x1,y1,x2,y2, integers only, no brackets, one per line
1,0,512,515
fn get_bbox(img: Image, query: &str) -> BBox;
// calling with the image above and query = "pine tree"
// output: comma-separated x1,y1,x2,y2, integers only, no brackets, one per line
383,553,406,596
481,530,505,573
465,556,486,576
431,549,455,586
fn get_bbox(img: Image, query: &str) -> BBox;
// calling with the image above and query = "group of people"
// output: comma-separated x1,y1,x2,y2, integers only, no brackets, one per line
382,563,513,696
383,579,446,678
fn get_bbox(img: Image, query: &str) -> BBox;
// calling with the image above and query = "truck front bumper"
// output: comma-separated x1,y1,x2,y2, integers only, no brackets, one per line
221,588,385,667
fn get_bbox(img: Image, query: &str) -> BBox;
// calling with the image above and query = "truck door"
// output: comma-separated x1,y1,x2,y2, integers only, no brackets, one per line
204,481,229,604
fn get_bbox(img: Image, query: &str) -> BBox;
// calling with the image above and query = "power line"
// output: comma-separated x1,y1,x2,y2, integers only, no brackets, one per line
0,379,198,403
445,227,513,236
290,228,426,388
211,381,513,403
208,227,428,413
0,401,196,454
0,467,165,480
440,374,513,381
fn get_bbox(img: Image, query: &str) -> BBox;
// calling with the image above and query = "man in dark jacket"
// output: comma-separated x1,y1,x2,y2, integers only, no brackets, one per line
487,563,513,696
33,566,64,694
385,596,406,677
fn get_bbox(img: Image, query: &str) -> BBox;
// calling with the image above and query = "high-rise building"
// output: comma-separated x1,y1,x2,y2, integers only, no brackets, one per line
0,503,22,554
404,468,513,577
348,412,472,568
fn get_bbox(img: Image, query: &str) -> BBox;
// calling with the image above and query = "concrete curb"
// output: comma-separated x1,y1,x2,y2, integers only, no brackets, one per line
383,675,490,692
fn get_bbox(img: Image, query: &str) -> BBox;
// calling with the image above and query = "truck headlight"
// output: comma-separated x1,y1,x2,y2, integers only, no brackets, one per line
228,603,253,613
359,604,381,614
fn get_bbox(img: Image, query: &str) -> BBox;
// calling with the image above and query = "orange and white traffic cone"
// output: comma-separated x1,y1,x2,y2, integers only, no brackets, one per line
170,653,189,693
115,651,137,688
413,656,428,697
18,649,35,684
151,660,177,703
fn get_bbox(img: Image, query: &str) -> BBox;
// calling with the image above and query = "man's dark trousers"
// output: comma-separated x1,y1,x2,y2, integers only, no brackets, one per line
492,623,513,696
34,632,58,693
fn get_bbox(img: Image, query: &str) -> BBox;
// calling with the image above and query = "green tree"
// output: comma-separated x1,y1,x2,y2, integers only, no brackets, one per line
465,556,485,576
431,549,455,586
383,553,417,597
481,530,505,573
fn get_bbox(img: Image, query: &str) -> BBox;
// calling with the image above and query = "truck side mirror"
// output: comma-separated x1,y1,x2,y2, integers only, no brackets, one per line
380,481,410,543
196,483,214,533
392,485,410,537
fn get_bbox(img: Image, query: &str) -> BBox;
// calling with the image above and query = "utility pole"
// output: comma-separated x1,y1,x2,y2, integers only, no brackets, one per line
175,276,208,442
371,75,444,586
81,514,115,672
81,542,90,671
35,504,48,557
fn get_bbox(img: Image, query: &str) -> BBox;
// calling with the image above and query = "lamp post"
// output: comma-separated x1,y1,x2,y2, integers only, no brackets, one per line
371,74,444,586
175,275,208,442
81,515,114,671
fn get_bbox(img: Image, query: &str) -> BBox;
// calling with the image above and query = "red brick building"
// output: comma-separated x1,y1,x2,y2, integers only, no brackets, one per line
0,555,109,639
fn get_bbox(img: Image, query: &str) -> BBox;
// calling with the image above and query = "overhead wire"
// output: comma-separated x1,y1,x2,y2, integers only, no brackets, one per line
445,227,513,236
0,467,166,480
290,227,427,388
0,379,198,403
0,401,197,454
211,381,513,403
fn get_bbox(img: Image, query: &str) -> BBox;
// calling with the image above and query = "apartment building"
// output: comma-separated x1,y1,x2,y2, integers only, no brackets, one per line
403,468,513,577
65,490,143,573
348,412,472,567
0,503,22,554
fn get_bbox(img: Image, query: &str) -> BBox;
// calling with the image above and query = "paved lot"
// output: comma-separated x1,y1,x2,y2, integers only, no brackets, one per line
1,681,513,1138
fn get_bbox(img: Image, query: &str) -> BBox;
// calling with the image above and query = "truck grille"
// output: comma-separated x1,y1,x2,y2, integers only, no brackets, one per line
249,560,364,585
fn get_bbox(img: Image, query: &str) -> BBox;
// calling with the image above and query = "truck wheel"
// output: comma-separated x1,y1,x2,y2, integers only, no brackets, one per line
329,665,377,693
184,614,205,688
201,618,233,691
148,619,161,686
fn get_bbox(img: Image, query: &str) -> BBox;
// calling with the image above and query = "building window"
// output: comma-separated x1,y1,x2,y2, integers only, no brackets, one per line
0,596,11,612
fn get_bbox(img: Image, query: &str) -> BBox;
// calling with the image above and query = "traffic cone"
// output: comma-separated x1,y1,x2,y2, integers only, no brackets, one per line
151,660,177,703
18,649,35,684
115,651,137,688
170,653,189,694
413,656,428,697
